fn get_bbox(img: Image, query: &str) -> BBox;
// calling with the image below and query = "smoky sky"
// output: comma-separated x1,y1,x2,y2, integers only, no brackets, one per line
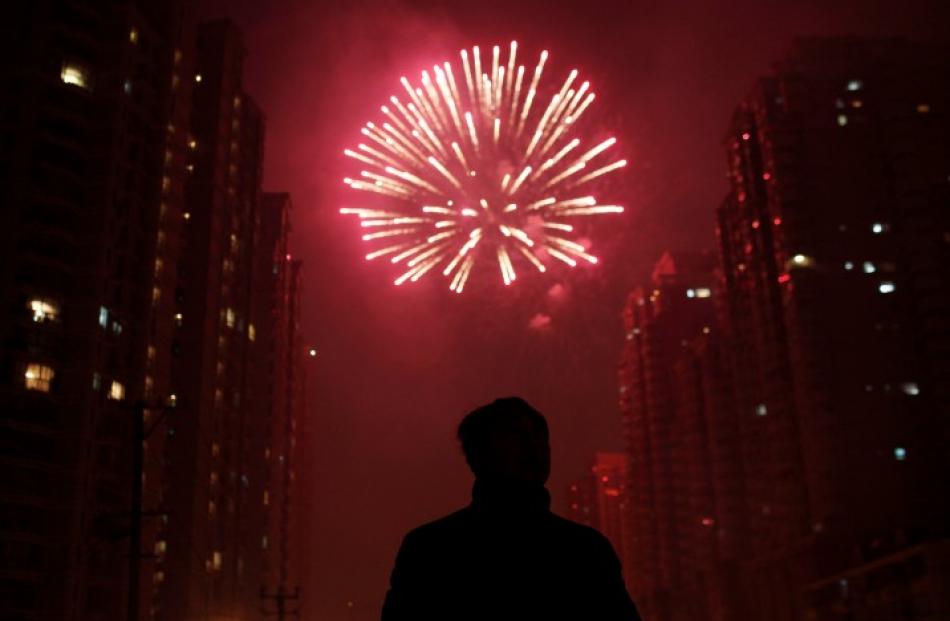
197,1,947,619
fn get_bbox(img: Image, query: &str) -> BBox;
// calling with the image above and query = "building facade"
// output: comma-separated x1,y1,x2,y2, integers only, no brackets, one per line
0,3,191,620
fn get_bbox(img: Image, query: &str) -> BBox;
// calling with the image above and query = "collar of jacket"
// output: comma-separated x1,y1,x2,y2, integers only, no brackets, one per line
470,478,551,515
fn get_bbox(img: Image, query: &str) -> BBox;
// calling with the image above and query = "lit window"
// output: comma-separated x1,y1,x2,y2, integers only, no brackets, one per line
154,540,166,555
123,79,132,95
183,212,191,221
212,442,220,457
261,536,268,550
112,321,122,336
24,363,54,392
894,447,907,461
225,308,236,328
144,375,154,397
863,261,876,274
152,287,161,304
98,306,109,328
741,132,751,141
755,403,767,417
212,551,221,571
174,312,183,326
844,261,854,270
846,79,862,91
263,490,270,506
188,139,197,150
208,500,216,516
694,287,712,298
129,28,139,44
147,345,157,362
788,254,815,269
92,372,101,391
916,103,930,114
878,281,896,294
851,99,863,108
837,115,848,127
167,393,177,407
308,348,318,357
109,381,125,401
701,517,715,527
29,299,58,322
61,62,90,89
871,222,887,234
901,382,920,396
195,73,203,83
153,570,165,584
248,324,256,342
686,289,695,298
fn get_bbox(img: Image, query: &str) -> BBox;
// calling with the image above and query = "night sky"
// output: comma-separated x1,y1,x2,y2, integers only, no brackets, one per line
197,1,947,619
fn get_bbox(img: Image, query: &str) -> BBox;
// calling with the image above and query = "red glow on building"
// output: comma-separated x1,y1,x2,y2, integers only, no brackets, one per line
778,273,791,284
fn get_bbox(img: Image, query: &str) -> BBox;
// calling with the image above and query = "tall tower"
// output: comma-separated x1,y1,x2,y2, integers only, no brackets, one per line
718,37,950,619
617,251,718,620
0,3,191,619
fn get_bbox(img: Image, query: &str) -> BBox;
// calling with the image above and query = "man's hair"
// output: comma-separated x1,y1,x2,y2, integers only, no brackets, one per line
457,397,548,468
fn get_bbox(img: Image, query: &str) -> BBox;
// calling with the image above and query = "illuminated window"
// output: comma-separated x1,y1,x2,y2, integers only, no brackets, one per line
188,139,197,150
225,308,236,328
863,261,876,274
161,176,170,192
92,372,101,391
98,306,109,328
167,393,177,407
109,381,125,401
755,403,767,417
174,312,183,326
871,222,888,234
60,62,90,89
153,570,165,585
194,73,203,83
144,375,154,397
846,79,862,91
878,281,896,294
212,442,220,457
154,258,163,276
212,551,221,571
261,536,268,550
210,472,219,485
894,447,907,461
901,382,920,396
248,324,256,342
24,363,54,392
844,261,854,270
790,254,815,268
183,212,191,221
916,103,930,114
29,299,58,322
123,79,132,95
851,99,863,108
154,540,166,555
837,115,848,127
129,28,139,44
263,490,270,506
147,345,156,362
208,500,216,516
694,287,712,298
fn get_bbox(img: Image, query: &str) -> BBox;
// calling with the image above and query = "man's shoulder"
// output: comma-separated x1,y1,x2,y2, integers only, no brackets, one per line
402,507,473,543
549,513,612,542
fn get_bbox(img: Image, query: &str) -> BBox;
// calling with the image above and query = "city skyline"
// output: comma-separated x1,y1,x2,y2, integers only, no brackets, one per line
3,1,949,620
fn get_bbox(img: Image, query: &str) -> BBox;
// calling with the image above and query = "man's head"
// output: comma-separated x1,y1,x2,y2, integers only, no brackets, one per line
457,397,551,484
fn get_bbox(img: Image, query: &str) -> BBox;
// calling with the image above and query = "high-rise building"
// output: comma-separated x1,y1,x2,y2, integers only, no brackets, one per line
617,251,718,620
719,37,950,619
0,3,191,620
566,452,634,590
158,19,268,621
620,37,950,621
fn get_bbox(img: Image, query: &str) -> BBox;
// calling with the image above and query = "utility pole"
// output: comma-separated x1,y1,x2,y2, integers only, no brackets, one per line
260,585,301,620
127,398,175,621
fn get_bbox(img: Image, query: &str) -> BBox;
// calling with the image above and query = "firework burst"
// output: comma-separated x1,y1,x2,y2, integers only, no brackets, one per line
342,42,626,293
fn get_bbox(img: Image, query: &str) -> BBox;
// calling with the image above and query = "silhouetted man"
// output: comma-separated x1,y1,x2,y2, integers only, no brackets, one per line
382,397,641,620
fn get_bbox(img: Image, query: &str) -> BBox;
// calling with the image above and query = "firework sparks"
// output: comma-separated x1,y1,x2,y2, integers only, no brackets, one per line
341,43,626,292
